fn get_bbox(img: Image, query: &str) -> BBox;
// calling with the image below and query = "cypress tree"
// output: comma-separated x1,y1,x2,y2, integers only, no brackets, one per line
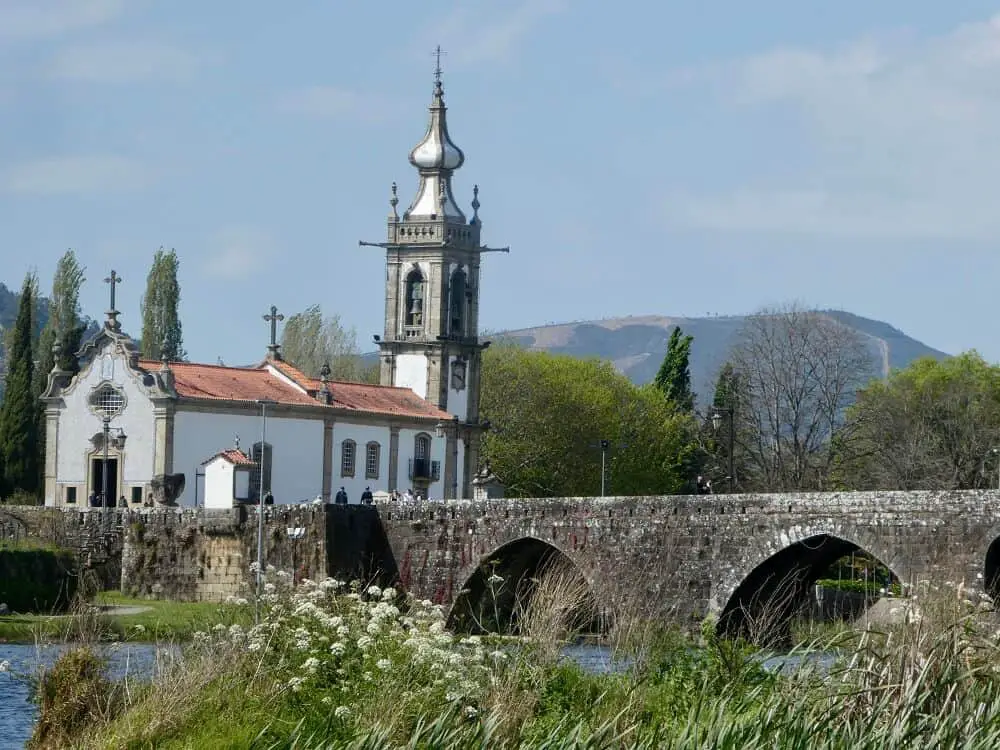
0,274,39,498
140,248,185,361
653,327,695,412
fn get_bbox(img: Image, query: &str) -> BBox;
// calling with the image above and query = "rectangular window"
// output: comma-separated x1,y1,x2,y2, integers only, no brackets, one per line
65,486,76,504
365,443,380,479
131,486,143,504
341,441,356,478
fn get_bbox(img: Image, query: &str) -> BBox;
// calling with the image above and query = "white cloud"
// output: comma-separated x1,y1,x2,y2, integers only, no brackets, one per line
418,0,568,67
658,15,1000,240
3,155,149,195
277,86,391,123
48,40,197,84
0,0,125,41
203,227,272,280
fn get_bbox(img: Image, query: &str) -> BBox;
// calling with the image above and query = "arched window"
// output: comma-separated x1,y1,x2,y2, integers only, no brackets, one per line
248,442,272,501
405,268,424,328
365,442,381,479
341,439,357,478
449,267,467,336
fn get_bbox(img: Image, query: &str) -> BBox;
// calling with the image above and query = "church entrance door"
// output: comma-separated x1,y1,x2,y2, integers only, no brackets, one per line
90,458,118,507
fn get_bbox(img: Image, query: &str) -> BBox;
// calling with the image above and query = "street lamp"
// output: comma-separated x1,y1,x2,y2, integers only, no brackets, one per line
255,399,277,617
711,407,736,493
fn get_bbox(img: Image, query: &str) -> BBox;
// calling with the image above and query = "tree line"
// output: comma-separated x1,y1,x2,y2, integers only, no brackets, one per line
479,303,1000,497
0,249,185,500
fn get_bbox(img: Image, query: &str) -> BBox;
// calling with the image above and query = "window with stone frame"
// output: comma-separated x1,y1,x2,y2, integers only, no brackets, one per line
449,267,467,336
365,442,380,479
341,440,357,478
89,382,126,418
248,442,272,501
405,268,424,328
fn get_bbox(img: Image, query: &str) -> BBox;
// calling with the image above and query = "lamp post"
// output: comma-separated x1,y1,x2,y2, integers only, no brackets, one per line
992,448,1000,490
255,399,277,618
711,407,736,493
101,416,111,508
599,439,609,497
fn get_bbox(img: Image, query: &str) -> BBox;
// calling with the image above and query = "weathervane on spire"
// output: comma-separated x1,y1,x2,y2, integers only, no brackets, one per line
104,269,122,331
433,45,445,85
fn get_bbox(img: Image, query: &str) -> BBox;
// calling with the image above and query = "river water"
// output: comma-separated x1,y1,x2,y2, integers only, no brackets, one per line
0,643,173,749
0,643,827,748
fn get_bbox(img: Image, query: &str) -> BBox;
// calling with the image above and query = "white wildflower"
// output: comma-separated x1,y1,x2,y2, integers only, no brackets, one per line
287,676,305,692
366,585,382,599
381,586,396,601
465,705,478,718
330,641,346,656
334,705,351,719
357,635,374,651
376,658,391,671
303,657,320,674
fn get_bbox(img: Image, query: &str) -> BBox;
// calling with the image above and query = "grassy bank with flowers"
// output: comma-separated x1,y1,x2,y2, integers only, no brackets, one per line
0,591,249,644
27,572,1000,749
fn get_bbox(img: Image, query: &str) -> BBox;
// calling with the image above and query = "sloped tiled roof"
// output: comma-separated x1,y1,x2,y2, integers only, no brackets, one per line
138,358,451,420
203,449,256,467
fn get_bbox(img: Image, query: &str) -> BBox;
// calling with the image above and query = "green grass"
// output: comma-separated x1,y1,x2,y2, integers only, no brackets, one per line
0,591,250,644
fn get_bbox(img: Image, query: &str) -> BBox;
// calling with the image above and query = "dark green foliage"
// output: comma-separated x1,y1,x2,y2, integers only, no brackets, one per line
140,247,185,361
0,275,39,497
0,547,78,612
653,327,695,413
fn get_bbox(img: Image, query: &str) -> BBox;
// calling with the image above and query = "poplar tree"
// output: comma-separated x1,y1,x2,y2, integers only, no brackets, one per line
35,250,87,390
0,274,39,497
140,248,185,361
653,327,695,413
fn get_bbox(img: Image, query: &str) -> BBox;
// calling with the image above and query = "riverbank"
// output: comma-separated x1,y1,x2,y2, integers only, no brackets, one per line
26,572,1000,749
0,592,247,644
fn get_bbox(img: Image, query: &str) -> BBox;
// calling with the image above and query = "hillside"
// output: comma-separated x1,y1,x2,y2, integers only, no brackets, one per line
500,312,949,402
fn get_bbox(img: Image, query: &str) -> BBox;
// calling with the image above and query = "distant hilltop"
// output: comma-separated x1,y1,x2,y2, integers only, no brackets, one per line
499,311,949,403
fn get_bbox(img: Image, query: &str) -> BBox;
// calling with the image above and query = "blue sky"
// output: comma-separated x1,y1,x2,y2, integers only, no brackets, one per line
1,1,999,365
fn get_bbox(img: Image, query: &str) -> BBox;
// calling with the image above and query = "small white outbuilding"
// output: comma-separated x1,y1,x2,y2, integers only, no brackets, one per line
202,447,257,508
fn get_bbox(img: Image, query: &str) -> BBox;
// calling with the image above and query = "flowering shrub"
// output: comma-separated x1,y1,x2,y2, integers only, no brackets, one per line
194,567,504,735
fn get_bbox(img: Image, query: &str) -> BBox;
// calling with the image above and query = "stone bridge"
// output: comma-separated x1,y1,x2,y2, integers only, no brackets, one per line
351,490,1000,641
15,490,1000,642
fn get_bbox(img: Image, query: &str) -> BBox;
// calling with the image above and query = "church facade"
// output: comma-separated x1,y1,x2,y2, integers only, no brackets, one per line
40,68,501,508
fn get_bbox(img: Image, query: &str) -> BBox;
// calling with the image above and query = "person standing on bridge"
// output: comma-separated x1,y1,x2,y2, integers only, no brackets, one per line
335,487,348,505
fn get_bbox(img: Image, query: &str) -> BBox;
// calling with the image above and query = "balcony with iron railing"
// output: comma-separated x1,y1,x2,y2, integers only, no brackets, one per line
409,458,440,481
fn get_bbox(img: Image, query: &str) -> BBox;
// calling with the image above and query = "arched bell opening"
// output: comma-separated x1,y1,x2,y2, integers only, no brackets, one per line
718,534,899,648
447,538,599,636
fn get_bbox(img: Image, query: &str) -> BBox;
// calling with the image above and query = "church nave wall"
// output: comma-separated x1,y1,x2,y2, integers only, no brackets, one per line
330,422,391,503
173,410,324,507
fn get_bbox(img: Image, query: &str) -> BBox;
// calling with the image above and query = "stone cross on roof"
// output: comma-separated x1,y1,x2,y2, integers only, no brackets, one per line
104,269,122,331
263,305,284,358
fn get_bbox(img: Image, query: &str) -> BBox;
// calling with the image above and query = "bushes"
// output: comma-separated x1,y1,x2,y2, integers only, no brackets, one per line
0,547,77,612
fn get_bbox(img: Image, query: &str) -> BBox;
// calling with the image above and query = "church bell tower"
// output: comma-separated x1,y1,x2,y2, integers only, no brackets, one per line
362,57,507,498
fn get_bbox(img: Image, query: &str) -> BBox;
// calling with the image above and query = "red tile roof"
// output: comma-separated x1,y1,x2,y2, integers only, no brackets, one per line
203,449,256,467
139,358,451,420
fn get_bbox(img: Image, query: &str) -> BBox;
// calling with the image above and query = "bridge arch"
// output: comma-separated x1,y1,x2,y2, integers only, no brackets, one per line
446,536,599,635
716,526,902,646
983,536,1000,600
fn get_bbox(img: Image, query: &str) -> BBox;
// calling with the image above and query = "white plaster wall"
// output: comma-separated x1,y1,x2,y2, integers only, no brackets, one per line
56,347,156,487
331,422,392,504
235,469,250,500
204,459,234,508
397,427,445,498
446,355,469,421
395,354,428,398
173,411,324,506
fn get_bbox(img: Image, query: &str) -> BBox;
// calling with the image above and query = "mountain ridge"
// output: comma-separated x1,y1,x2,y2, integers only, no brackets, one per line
500,311,949,403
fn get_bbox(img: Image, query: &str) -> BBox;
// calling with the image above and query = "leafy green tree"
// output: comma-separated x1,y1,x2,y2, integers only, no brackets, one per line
35,250,87,390
480,342,699,497
281,305,377,383
0,274,39,497
140,248,185,361
653,326,695,413
834,351,1000,490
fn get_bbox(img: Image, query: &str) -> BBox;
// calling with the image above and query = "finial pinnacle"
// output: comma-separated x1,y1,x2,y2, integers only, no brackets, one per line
234,435,241,451
471,184,480,222
389,181,399,219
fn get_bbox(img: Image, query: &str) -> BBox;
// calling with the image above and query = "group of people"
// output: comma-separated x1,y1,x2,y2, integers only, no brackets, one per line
331,487,426,505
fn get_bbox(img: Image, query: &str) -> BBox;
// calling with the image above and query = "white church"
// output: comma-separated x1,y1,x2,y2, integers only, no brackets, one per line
40,68,504,508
